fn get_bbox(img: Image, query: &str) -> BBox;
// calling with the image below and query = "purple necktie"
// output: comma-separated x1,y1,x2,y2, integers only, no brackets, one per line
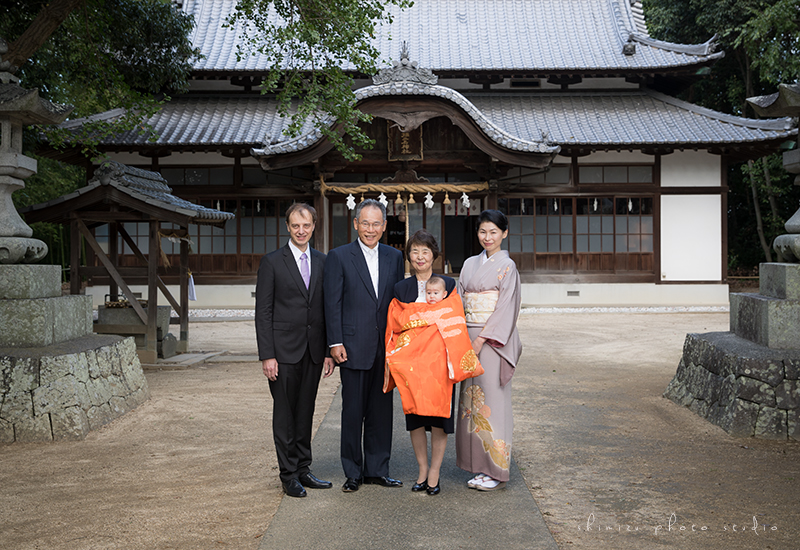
300,252,310,289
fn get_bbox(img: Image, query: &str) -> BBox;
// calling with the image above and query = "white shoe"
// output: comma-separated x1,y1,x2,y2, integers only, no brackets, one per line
467,473,489,488
475,477,507,491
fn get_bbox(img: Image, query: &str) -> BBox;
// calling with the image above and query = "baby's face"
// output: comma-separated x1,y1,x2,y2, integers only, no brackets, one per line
426,285,445,304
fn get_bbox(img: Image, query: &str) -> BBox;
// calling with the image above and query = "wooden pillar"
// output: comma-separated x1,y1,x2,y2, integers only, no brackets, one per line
109,222,119,301
69,219,81,295
142,219,159,364
178,229,189,352
487,179,499,210
314,189,325,252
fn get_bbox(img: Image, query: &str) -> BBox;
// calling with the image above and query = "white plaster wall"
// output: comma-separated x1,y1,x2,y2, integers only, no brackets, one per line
105,151,249,167
520,283,729,307
576,150,652,163
105,152,148,166
661,151,721,187
87,281,729,309
660,194,722,281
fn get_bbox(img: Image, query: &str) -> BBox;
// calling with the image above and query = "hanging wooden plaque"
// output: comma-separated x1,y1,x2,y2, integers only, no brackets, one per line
387,122,423,161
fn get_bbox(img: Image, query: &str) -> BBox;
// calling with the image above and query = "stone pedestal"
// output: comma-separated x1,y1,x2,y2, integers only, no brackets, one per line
665,263,800,439
664,332,800,439
96,304,173,358
0,264,149,442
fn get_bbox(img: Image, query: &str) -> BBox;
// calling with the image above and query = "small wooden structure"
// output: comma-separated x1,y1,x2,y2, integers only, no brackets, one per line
21,161,235,363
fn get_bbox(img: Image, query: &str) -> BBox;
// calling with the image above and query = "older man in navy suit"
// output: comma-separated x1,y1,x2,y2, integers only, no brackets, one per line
256,203,335,498
323,199,405,492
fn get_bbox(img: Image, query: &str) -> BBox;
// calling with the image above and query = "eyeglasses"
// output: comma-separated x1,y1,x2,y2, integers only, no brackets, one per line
358,221,384,230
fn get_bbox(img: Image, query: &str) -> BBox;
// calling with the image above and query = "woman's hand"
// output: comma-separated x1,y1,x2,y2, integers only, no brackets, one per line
471,336,486,356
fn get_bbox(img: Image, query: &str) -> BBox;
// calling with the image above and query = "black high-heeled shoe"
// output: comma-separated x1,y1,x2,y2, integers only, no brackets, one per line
426,482,441,495
411,480,428,492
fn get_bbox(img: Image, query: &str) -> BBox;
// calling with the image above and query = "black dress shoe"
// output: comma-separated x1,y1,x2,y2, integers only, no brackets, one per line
342,477,361,492
411,480,428,492
426,482,441,495
363,476,403,487
299,472,333,489
282,479,307,498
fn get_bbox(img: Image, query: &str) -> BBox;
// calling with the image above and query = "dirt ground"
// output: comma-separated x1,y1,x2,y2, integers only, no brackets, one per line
1,312,799,550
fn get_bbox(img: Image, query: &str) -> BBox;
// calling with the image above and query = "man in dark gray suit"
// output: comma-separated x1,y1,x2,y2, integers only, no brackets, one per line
323,199,405,492
256,203,334,498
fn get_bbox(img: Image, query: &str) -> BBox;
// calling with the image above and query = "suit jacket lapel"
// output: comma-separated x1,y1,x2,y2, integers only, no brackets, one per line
350,240,378,303
308,249,320,301
378,244,392,303
283,245,309,300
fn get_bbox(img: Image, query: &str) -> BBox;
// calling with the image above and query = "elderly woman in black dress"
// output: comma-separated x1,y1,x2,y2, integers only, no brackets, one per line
393,229,457,495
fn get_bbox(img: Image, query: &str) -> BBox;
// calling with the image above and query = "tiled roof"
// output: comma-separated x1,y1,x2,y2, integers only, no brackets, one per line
468,90,796,146
97,96,316,147
21,161,235,224
183,0,722,74
255,82,561,156
92,89,795,153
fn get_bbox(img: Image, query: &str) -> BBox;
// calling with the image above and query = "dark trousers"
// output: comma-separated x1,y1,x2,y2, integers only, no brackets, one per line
339,349,394,479
269,348,323,483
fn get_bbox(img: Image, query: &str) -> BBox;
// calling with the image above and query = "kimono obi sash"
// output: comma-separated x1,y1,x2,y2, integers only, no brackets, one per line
384,292,484,417
463,290,500,324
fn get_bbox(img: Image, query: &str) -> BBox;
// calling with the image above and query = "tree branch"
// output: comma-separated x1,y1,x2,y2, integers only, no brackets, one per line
5,0,85,71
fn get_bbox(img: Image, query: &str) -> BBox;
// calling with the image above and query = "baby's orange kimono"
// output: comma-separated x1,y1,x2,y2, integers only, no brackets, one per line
384,291,484,417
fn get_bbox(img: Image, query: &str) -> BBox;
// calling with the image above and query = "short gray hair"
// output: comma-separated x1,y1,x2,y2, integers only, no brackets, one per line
355,198,387,222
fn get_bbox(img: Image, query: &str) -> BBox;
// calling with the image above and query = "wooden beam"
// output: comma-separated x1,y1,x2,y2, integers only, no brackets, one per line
117,225,181,312
69,220,81,295
109,221,119,301
74,217,148,324
179,230,189,352
77,212,144,222
81,266,149,277
146,220,159,357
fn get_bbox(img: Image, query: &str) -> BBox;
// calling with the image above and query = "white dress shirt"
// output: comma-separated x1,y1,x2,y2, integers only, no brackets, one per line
358,238,380,297
287,239,310,276
329,238,380,349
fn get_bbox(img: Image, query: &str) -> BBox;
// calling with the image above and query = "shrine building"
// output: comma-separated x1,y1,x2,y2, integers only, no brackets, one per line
48,0,797,307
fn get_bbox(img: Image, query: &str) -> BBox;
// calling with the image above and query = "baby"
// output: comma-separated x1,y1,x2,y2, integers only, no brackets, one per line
425,276,447,304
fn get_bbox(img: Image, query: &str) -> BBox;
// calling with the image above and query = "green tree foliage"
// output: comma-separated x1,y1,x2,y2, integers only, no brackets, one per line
2,0,198,270
1,0,200,156
643,0,800,268
225,0,413,161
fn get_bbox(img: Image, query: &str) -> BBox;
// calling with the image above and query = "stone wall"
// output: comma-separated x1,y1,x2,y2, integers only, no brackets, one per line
0,335,150,442
664,332,800,440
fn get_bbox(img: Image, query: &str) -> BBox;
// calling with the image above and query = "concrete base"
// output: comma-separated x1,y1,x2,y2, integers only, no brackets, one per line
86,282,732,309
96,305,171,347
0,335,150,442
664,332,800,439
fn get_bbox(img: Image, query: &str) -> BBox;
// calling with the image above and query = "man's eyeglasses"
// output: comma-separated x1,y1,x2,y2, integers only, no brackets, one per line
357,221,384,230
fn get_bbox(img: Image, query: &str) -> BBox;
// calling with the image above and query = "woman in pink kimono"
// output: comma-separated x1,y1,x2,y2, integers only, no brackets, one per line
456,209,522,491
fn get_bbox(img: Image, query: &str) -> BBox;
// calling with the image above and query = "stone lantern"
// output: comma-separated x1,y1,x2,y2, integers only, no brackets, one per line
747,83,800,262
0,37,71,263
0,40,150,443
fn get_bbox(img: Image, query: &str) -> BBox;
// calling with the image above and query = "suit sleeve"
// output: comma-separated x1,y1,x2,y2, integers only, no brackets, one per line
394,250,405,286
445,275,456,297
323,248,344,347
255,254,275,361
